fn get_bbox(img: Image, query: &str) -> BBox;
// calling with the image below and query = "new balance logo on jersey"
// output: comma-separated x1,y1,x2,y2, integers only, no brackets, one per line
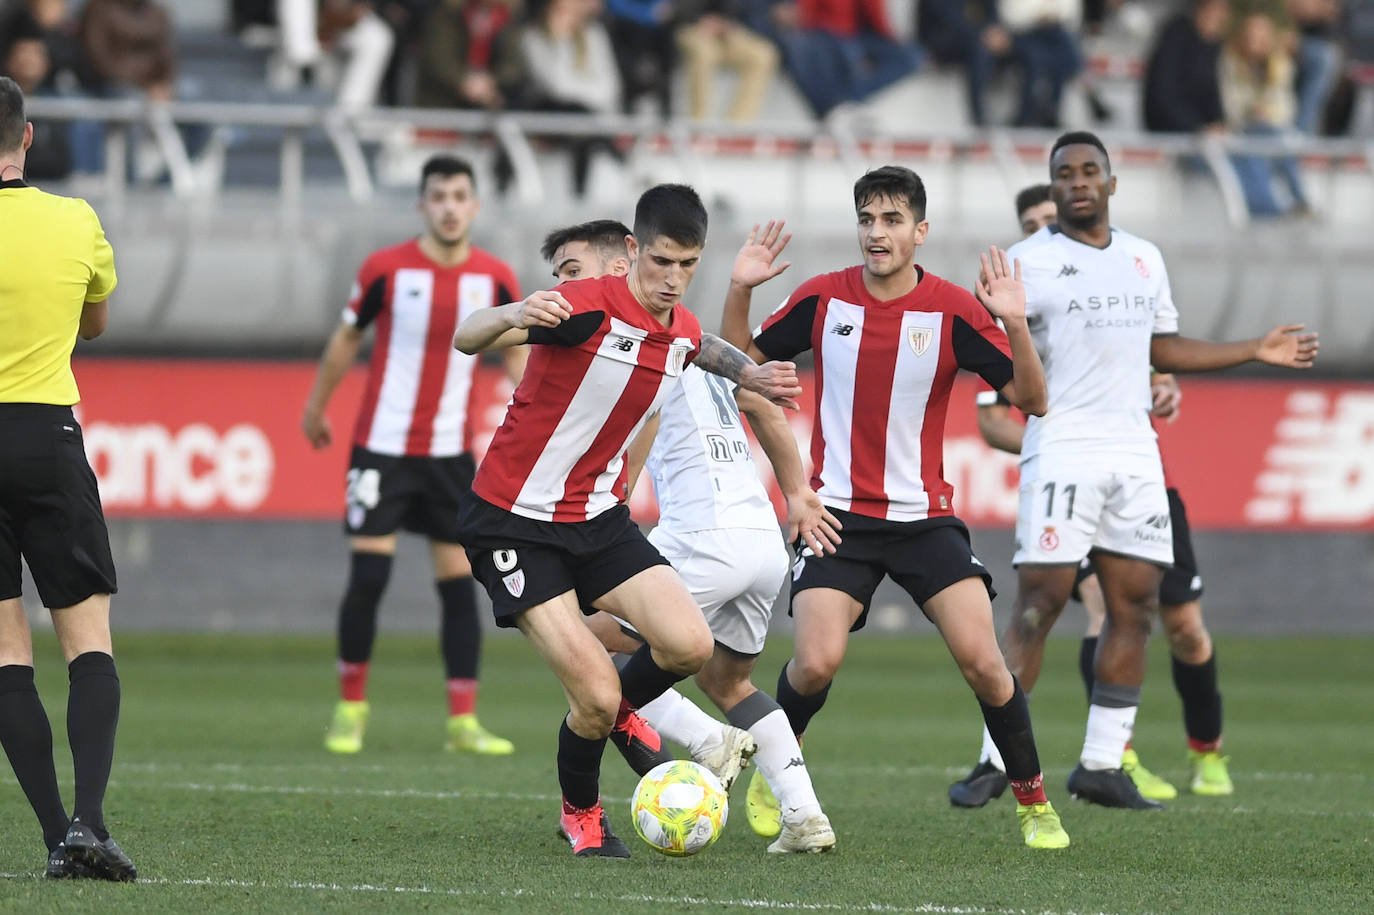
1058,264,1079,277
783,757,805,770
830,322,855,336
611,337,635,352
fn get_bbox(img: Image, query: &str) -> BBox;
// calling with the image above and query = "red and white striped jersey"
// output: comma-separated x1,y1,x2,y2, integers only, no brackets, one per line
754,265,1013,522
473,274,702,522
343,240,520,457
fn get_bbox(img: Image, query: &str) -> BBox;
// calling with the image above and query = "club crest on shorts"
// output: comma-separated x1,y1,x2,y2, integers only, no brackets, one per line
907,325,934,356
502,570,525,598
1039,526,1059,551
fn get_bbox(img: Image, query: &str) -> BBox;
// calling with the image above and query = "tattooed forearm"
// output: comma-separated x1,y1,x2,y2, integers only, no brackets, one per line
694,333,754,382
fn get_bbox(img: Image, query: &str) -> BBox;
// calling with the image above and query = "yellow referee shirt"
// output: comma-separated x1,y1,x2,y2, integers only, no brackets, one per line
0,178,117,405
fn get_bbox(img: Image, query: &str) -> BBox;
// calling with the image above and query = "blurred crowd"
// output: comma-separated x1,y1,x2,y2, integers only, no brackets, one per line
0,0,1368,213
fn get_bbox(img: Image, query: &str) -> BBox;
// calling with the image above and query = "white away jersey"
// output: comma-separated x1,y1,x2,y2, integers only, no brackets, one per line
1009,226,1179,478
644,365,779,534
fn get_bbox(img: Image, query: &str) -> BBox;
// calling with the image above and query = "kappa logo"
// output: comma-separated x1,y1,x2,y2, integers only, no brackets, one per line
907,325,934,356
1057,264,1079,277
1134,257,1150,278
502,570,525,598
1246,390,1374,525
830,322,855,336
783,757,806,770
611,337,635,353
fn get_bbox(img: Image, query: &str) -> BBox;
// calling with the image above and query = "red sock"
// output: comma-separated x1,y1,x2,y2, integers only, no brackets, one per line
338,661,369,702
614,698,634,729
447,678,477,716
1188,737,1222,753
1009,773,1048,806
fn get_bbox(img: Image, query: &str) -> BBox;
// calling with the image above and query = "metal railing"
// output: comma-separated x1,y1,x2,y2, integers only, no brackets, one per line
24,95,1374,229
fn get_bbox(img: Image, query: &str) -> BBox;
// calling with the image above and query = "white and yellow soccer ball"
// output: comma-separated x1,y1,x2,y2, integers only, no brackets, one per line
630,760,729,856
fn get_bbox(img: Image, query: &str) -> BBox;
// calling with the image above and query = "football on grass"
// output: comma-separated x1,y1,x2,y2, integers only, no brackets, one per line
630,760,729,856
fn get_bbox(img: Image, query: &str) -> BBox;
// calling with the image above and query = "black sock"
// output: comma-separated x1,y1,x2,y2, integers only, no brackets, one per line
437,576,480,680
980,678,1041,782
337,552,392,662
1172,651,1223,745
557,718,606,810
775,664,830,738
0,665,68,852
1078,637,1098,702
67,652,120,842
617,642,686,710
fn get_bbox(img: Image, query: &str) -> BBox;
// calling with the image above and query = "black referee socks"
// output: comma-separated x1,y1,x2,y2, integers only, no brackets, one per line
67,651,120,842
0,664,68,852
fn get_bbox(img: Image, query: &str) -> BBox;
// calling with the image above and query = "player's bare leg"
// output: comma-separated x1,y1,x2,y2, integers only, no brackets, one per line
951,564,1074,807
927,579,1068,848
1066,551,1166,809
516,591,630,857
325,534,396,753
696,647,833,853
1078,568,1175,800
1161,599,1231,794
430,541,511,755
48,593,134,880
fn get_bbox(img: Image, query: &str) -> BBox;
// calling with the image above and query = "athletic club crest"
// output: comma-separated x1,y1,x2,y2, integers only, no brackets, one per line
1134,257,1150,278
502,570,525,598
907,325,934,356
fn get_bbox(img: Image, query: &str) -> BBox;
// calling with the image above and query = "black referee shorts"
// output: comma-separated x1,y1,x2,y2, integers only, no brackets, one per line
0,405,117,608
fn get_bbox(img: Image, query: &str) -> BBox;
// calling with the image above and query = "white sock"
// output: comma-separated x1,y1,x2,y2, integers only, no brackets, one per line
635,688,723,758
979,725,1006,772
1081,703,1138,770
748,708,821,822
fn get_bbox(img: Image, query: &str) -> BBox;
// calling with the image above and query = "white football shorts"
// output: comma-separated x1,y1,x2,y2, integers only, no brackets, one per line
1012,468,1173,567
647,525,789,655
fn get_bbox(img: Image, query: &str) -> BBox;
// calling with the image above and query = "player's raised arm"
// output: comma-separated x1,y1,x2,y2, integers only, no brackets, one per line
720,221,789,359
1150,325,1319,372
737,388,842,556
974,247,1048,416
453,290,572,354
694,333,802,411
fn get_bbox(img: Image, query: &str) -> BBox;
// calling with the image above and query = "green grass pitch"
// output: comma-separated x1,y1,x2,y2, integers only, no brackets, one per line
2,631,1370,913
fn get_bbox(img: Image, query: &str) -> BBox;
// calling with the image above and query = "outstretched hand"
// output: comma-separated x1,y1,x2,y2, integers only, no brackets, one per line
1150,373,1182,422
974,246,1025,321
785,490,842,558
1257,324,1319,369
740,360,803,411
731,220,793,290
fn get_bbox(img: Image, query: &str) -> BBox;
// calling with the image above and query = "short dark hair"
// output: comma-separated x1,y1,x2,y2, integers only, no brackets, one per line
1015,184,1052,218
419,154,476,194
632,184,707,249
854,166,927,220
1050,131,1111,174
0,76,25,155
540,219,632,263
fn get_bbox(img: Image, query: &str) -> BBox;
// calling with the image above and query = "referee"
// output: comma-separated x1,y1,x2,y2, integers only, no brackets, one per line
0,76,135,882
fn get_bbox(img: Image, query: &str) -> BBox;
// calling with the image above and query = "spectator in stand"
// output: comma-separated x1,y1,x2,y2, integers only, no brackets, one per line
1142,0,1229,134
915,0,1010,127
516,0,623,196
0,10,71,179
1221,10,1311,216
761,0,920,119
999,0,1083,127
676,0,779,121
273,1,394,108
606,0,678,116
414,0,525,111
77,0,175,103
1286,0,1342,133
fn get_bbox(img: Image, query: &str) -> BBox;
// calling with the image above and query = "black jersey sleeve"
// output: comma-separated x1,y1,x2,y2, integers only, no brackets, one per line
952,315,1014,392
526,311,605,347
352,275,388,331
753,293,820,361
